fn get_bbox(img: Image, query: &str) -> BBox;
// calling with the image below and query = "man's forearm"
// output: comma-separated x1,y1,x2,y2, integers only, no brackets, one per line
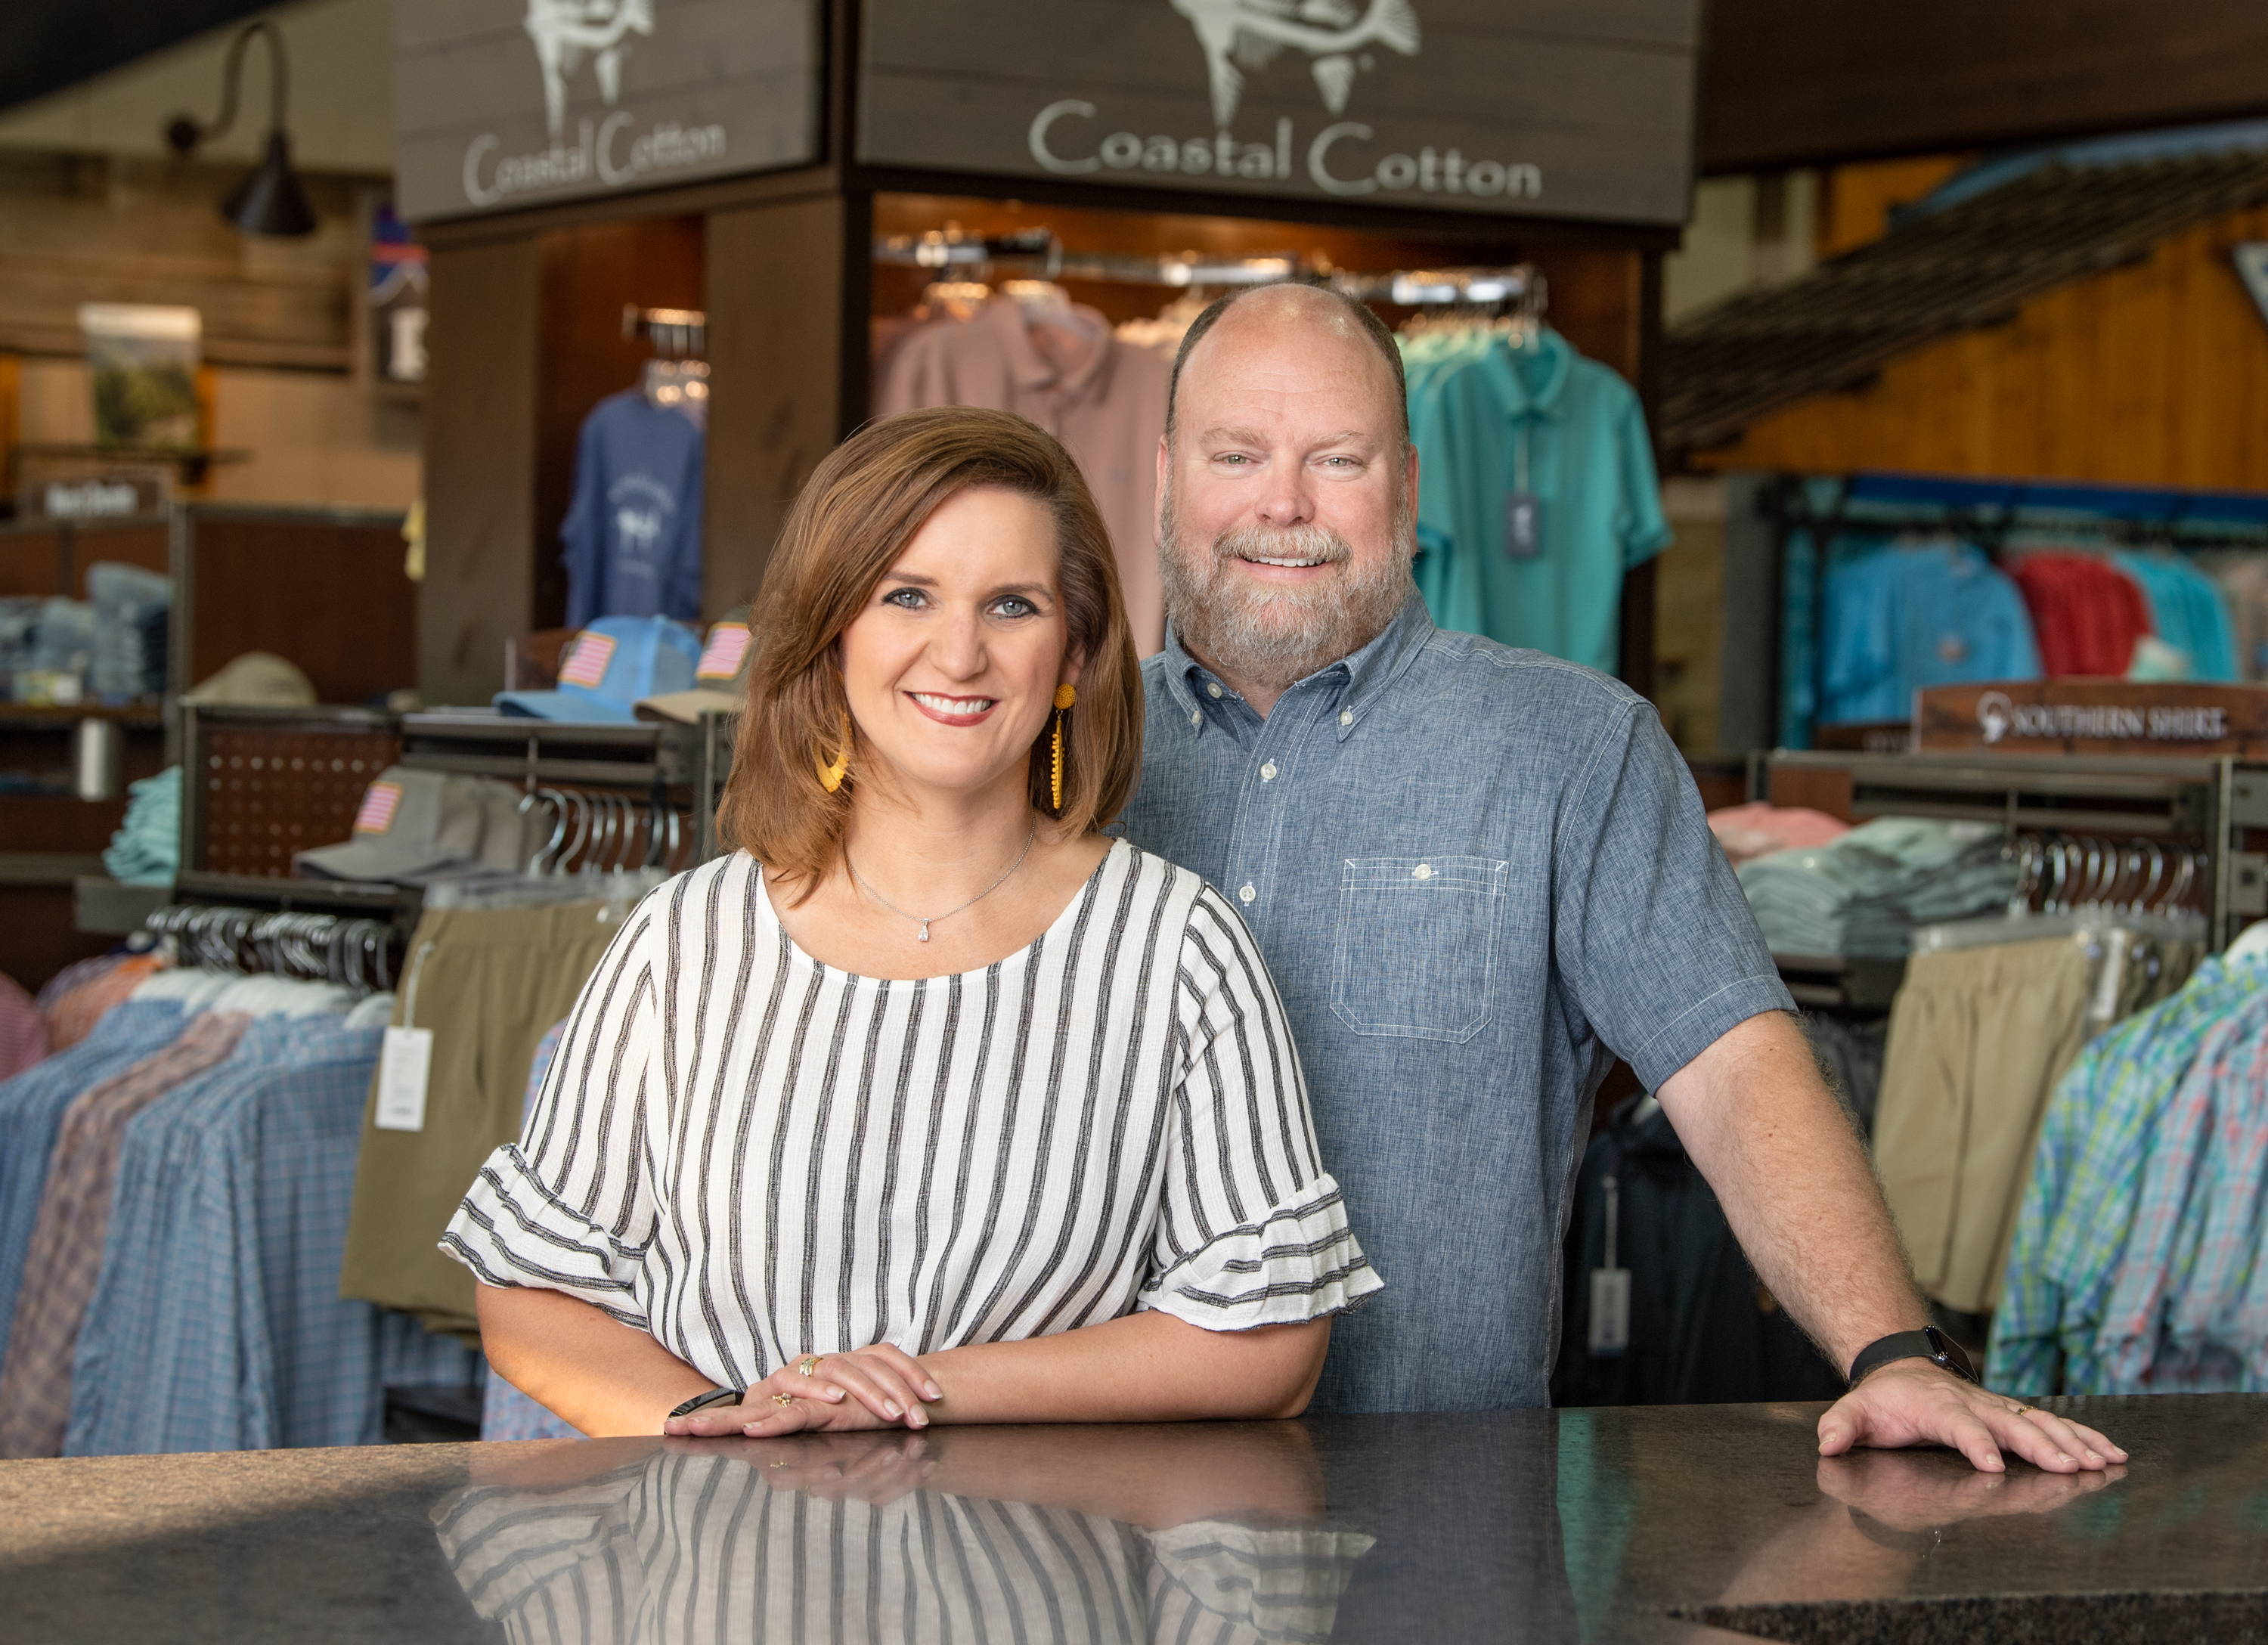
476,1282,714,1436
1655,1010,1928,1372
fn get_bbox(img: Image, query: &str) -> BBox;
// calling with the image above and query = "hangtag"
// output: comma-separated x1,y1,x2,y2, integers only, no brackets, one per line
374,1025,434,1132
1588,1268,1631,1355
1504,492,1541,559
1588,1170,1629,1356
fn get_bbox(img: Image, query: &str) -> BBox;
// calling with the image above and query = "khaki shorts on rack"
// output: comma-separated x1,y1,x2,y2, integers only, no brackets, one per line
339,900,627,1337
1873,936,2095,1316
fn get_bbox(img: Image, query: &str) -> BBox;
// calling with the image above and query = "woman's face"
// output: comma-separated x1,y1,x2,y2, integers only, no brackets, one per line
836,485,1080,807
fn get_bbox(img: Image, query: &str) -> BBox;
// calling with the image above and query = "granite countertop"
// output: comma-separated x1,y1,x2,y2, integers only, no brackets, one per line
2,1393,2263,1643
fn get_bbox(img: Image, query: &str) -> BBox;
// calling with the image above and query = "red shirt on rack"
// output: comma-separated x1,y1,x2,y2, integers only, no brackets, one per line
2009,553,2154,677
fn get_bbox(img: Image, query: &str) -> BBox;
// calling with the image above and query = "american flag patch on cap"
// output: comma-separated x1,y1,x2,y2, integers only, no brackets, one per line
697,622,751,682
355,781,403,835
559,632,617,688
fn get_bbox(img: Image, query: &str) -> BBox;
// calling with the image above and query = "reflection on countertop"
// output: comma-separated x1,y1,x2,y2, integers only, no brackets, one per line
2,1396,2266,1643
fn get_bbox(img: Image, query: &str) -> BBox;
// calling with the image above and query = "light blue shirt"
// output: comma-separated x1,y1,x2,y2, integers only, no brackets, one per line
1119,596,1792,1411
1818,541,2041,726
1407,330,1671,674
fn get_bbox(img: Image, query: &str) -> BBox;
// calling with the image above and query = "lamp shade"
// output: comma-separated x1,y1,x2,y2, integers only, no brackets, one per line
223,132,316,237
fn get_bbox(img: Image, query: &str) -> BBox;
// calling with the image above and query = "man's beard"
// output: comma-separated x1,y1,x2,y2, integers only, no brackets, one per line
1157,485,1415,692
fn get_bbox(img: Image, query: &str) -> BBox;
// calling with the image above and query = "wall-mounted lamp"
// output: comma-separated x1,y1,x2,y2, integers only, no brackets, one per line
163,20,317,238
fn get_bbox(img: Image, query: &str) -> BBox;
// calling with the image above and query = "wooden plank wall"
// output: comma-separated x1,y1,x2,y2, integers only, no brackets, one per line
1691,203,2268,489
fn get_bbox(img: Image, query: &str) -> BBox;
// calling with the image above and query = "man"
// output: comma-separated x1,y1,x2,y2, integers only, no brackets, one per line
1118,283,2121,1475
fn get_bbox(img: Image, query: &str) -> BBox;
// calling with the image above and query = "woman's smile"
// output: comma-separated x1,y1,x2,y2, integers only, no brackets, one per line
906,690,999,726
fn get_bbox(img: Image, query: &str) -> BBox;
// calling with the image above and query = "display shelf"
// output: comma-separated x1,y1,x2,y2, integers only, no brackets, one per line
73,876,171,935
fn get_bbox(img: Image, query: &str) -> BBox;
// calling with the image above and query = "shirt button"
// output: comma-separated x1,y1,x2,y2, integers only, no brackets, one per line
1238,884,1256,904
1207,682,1223,699
1189,709,1201,727
1259,761,1278,782
1412,863,1434,880
1339,709,1353,727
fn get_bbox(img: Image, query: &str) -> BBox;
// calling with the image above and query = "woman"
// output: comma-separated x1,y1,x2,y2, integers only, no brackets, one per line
443,407,1380,1438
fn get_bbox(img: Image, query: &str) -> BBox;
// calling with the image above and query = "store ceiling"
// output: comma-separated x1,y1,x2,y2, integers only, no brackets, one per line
1699,0,2268,174
1659,147,2268,454
0,0,272,117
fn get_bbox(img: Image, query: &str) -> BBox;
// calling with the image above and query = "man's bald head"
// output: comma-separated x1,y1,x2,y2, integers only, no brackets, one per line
1166,283,1408,448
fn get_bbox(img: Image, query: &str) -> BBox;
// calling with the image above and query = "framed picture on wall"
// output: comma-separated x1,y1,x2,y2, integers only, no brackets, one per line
359,195,429,400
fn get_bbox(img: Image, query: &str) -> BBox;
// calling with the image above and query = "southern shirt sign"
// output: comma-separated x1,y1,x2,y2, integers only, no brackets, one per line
392,0,819,222
1916,681,2268,758
860,0,1704,225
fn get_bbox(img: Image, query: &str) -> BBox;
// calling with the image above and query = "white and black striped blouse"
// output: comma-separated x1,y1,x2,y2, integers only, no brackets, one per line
433,1449,1376,1645
442,840,1380,1390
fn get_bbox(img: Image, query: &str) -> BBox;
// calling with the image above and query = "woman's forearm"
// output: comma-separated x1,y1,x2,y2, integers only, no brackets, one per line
476,1283,714,1436
916,1311,1329,1424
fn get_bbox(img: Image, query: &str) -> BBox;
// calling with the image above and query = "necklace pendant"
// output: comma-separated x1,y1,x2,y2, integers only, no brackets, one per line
916,921,931,942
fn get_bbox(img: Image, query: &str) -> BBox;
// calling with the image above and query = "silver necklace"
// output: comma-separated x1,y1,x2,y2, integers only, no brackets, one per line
847,826,1037,943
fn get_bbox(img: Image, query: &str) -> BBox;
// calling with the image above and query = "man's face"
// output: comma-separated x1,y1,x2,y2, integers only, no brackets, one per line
1157,290,1418,692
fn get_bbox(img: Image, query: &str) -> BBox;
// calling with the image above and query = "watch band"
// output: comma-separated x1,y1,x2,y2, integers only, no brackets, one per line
1846,1326,1979,1387
668,1386,744,1419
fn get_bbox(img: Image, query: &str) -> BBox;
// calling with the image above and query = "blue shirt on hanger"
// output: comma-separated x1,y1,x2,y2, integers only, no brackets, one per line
1408,329,1671,674
2114,550,2240,683
1818,540,2042,725
561,391,705,627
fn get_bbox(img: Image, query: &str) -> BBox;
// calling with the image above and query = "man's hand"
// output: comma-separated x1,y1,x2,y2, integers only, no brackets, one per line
1817,1359,2128,1474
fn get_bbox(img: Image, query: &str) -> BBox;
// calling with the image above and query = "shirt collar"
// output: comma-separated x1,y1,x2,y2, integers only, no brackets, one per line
982,296,1114,399
1483,327,1572,419
1161,593,1436,741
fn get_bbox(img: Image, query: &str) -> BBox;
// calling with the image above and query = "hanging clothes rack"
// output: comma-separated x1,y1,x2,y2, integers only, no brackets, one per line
872,226,1544,307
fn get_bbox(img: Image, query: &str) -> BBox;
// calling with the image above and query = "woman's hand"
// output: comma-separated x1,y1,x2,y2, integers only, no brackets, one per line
663,1344,946,1438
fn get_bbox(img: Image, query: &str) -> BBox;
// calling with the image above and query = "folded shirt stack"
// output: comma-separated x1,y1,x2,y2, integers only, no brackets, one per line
1708,801,1851,866
1737,817,2020,959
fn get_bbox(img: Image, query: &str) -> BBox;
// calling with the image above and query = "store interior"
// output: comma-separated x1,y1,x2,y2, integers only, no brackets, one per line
2,0,2268,1473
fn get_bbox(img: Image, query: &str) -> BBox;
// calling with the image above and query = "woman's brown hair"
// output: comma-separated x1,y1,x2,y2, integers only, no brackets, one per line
717,406,1142,894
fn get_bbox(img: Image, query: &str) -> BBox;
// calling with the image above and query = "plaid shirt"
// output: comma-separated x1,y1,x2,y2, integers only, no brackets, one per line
479,1019,581,1443
0,971,45,1082
1988,958,2268,1394
0,1011,250,1457
2096,996,2268,1392
67,1009,476,1456
0,999,188,1372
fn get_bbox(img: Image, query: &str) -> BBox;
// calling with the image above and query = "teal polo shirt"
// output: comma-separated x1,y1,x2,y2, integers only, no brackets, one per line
1408,330,1672,674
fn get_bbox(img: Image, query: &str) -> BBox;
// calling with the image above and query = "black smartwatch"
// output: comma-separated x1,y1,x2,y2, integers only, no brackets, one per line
668,1386,745,1419
1845,1326,1978,1388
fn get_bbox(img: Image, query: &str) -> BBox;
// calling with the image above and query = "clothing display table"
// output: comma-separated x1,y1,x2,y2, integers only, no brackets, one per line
0,1394,2259,1642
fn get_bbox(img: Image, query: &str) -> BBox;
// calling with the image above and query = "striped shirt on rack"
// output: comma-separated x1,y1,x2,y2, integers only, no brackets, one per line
442,841,1381,1392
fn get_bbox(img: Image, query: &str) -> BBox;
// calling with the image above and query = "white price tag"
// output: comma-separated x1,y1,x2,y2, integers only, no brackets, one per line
374,1025,434,1132
1588,1267,1631,1355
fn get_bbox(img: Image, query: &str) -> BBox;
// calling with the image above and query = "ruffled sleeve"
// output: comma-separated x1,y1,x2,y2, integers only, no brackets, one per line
1142,889,1384,1331
438,898,662,1327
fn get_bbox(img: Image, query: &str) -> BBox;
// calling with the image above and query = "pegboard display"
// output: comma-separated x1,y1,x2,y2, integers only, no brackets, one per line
191,717,401,878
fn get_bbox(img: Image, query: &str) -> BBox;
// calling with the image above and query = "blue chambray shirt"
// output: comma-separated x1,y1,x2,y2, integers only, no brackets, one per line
1119,594,1793,1412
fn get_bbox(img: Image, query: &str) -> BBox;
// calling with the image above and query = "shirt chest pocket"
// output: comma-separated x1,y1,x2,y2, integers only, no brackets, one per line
1331,856,1509,1043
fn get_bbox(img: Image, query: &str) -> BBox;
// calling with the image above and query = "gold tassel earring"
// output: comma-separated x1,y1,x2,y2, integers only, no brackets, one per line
816,714,851,794
1049,684,1077,813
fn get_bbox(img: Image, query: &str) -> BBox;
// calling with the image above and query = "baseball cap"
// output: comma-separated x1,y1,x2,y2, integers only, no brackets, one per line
182,651,318,708
637,617,750,724
494,615,700,724
296,770,540,884
294,767,488,882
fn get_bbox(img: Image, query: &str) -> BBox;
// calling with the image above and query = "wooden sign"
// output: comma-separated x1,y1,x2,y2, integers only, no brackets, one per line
859,0,1704,225
1916,681,2268,758
392,0,820,223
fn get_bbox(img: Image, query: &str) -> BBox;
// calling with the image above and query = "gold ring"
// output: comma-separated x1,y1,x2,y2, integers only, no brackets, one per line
796,1355,823,1377
772,1393,797,1406
2012,1403,2036,1416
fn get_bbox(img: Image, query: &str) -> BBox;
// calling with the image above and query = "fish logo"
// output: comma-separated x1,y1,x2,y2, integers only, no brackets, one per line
524,0,656,142
1171,0,1421,129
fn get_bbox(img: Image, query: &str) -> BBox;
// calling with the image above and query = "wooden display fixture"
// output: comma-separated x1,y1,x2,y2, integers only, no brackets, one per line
408,0,1683,708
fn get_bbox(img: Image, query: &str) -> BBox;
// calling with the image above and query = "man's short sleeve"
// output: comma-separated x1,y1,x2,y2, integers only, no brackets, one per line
1552,699,1793,1089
